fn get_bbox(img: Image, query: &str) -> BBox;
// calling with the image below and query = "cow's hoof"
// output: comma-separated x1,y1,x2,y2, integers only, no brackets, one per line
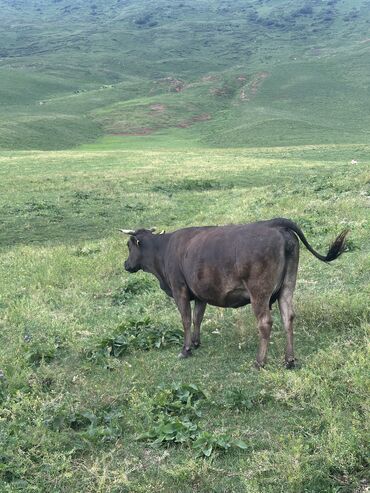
192,342,200,349
254,361,265,370
285,359,295,370
178,349,192,359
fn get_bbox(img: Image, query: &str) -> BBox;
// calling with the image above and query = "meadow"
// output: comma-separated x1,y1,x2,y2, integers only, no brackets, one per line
0,2,370,490
0,142,369,492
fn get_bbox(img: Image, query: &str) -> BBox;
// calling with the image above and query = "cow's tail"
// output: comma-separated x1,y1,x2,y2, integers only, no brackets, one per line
269,218,349,262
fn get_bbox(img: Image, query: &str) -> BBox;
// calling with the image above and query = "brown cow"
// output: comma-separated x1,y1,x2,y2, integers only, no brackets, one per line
121,218,348,368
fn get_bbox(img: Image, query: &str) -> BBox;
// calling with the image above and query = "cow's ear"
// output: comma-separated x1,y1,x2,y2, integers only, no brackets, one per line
135,238,140,246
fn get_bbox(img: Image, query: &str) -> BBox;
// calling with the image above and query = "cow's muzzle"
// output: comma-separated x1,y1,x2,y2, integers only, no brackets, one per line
124,261,140,273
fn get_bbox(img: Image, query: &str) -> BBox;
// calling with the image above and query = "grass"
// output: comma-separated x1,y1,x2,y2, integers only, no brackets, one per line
0,144,369,492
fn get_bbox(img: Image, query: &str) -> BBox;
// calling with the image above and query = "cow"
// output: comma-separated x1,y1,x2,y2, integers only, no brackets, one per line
120,218,348,368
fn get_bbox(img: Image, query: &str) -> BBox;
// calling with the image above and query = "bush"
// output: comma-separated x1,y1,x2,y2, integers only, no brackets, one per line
138,383,248,457
87,317,183,360
111,277,156,305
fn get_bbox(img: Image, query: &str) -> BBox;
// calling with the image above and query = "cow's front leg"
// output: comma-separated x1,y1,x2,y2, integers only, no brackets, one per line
192,300,206,349
175,289,192,358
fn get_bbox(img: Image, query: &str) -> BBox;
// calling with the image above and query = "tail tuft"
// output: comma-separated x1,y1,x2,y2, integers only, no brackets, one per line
325,229,349,262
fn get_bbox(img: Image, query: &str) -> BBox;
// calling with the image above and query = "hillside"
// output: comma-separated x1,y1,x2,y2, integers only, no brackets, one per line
1,0,370,149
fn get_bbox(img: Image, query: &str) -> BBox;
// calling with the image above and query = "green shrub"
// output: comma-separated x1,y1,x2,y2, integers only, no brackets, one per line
139,383,247,457
152,383,208,418
23,334,65,367
88,317,183,359
192,431,248,457
111,277,156,305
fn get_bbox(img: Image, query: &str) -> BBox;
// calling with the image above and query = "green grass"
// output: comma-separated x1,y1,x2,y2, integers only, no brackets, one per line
0,144,369,492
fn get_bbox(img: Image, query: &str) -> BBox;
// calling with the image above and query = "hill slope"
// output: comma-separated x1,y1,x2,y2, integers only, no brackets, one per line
1,0,370,149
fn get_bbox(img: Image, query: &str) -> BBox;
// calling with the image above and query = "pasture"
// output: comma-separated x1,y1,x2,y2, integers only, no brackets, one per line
0,143,369,492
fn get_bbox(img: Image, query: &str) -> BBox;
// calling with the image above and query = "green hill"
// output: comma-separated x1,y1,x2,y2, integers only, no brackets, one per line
1,0,370,149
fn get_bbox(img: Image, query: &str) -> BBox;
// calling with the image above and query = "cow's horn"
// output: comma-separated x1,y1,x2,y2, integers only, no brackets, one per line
119,229,136,235
149,227,156,232
159,230,166,234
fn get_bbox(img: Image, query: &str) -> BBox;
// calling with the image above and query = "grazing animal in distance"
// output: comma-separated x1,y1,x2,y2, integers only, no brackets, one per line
120,218,348,368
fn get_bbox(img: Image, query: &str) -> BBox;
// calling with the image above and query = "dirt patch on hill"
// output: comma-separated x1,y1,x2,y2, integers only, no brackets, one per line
150,104,166,112
202,75,218,82
152,77,184,93
240,71,270,101
110,127,155,136
176,113,212,128
109,112,211,136
250,71,270,95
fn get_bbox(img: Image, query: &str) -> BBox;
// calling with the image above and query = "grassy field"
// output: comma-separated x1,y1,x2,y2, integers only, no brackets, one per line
0,1,369,491
0,143,369,492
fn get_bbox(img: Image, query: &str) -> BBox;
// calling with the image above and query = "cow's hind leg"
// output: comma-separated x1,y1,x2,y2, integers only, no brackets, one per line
192,300,206,349
278,243,298,368
251,297,273,369
278,287,295,368
174,289,193,358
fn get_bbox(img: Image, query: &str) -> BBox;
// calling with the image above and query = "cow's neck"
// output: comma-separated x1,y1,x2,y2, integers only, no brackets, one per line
141,236,169,286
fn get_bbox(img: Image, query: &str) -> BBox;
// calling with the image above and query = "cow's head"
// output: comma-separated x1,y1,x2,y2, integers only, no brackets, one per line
120,228,157,273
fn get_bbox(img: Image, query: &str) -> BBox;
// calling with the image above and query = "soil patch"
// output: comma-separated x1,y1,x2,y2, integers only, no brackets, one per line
240,71,270,101
110,127,155,136
202,75,218,82
176,113,211,128
153,77,184,92
250,71,270,95
150,104,166,112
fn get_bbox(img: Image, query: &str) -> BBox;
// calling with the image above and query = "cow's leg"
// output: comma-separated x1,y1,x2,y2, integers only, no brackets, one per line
278,255,298,368
175,290,193,358
279,288,295,368
278,239,299,369
192,300,206,349
251,298,273,369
